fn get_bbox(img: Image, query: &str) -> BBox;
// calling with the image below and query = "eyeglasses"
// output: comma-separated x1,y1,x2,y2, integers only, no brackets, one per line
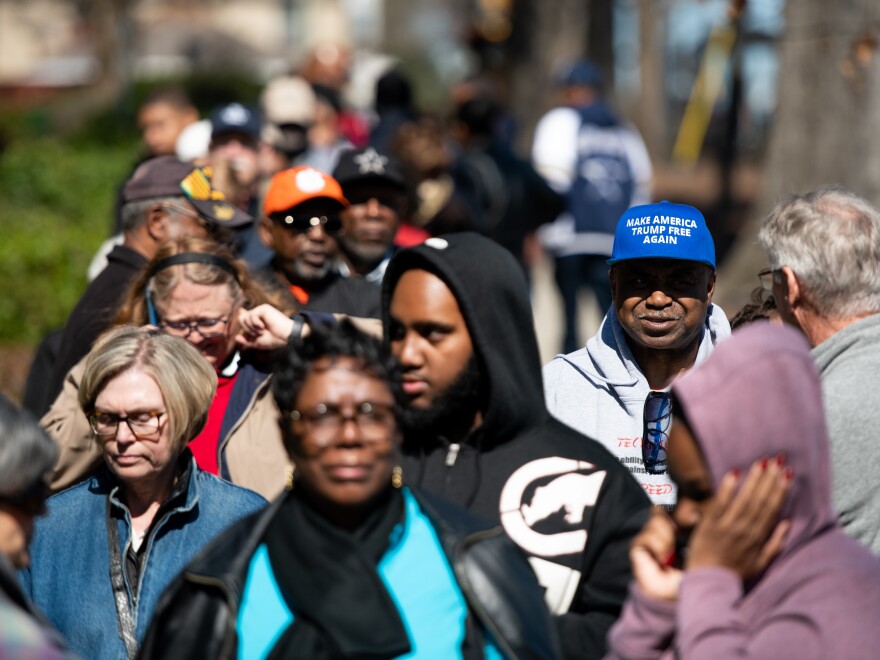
758,267,781,291
160,314,232,339
272,213,342,235
290,401,397,450
642,391,672,475
88,411,166,439
0,479,50,516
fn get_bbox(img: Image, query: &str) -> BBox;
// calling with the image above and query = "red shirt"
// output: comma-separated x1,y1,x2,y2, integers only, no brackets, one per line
188,372,239,475
394,222,431,248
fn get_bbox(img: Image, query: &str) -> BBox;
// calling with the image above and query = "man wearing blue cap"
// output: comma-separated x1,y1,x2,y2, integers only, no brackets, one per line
543,201,730,508
532,59,653,354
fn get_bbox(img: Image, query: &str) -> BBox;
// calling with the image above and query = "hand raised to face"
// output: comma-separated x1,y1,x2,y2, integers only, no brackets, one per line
686,457,793,580
236,305,299,352
630,507,684,602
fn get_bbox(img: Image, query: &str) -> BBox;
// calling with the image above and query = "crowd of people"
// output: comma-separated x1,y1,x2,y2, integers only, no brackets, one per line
3,52,880,660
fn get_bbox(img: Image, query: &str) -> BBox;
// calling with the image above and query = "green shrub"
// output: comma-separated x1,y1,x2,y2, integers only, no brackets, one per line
0,133,139,343
0,73,265,346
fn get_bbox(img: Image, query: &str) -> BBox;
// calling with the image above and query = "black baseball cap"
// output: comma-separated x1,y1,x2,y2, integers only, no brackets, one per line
332,147,407,192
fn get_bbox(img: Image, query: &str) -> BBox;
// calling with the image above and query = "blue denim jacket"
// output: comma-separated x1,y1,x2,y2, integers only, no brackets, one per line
20,458,266,659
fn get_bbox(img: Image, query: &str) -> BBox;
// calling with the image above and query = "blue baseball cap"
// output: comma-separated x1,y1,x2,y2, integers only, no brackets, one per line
557,59,603,88
210,103,261,141
607,201,715,268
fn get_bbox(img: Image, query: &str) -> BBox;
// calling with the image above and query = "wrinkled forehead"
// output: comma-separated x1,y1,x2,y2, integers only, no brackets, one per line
274,198,346,218
297,356,394,400
613,257,713,277
389,268,462,321
153,278,238,312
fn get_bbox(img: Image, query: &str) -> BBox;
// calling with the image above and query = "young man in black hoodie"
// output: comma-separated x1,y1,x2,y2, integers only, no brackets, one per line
382,233,651,659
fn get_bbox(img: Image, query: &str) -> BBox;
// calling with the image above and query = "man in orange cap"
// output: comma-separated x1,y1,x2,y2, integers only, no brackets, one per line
256,166,381,318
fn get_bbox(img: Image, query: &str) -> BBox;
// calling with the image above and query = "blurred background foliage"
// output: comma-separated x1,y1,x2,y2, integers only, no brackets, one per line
0,123,137,344
0,73,263,344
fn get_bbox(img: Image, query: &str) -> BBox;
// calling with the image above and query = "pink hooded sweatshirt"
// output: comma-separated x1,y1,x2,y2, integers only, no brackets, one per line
607,322,880,659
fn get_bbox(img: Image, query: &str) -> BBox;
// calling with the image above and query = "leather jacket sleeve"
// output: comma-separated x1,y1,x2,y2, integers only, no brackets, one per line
416,490,562,659
138,574,237,660
456,529,562,659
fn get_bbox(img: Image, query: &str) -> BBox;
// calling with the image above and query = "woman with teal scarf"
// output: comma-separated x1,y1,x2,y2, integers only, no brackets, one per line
142,321,560,659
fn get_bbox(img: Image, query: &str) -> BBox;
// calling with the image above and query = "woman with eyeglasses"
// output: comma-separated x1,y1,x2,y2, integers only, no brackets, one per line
44,237,300,499
22,326,266,660
0,396,74,658
140,321,560,659
607,323,880,659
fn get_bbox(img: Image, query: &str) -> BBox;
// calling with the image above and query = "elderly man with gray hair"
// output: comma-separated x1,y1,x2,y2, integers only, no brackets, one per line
0,396,73,657
759,186,880,555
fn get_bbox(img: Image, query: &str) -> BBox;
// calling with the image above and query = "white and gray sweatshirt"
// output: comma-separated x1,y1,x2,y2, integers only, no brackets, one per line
542,304,731,508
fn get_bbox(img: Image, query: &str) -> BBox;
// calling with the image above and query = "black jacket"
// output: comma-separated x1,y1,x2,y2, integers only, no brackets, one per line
453,141,563,269
381,234,651,659
255,263,381,319
139,488,561,659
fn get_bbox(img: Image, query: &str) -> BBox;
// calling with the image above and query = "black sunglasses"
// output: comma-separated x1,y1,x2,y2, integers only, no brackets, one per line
642,391,672,475
271,213,342,235
345,191,406,214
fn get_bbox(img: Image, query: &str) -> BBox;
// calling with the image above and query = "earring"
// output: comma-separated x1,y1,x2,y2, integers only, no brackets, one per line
391,465,403,489
285,465,296,491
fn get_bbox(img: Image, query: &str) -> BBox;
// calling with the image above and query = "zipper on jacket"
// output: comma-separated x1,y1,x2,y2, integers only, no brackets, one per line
445,443,461,467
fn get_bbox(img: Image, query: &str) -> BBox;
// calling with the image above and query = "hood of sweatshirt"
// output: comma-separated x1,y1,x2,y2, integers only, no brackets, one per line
560,303,730,414
382,233,547,449
672,322,836,556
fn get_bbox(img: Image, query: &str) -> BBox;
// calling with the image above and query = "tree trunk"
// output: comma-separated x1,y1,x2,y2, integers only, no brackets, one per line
507,0,613,152
716,0,880,311
51,0,135,132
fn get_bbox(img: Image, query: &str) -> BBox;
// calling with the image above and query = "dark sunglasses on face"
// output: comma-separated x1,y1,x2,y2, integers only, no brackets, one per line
642,391,672,475
271,213,342,235
346,192,405,214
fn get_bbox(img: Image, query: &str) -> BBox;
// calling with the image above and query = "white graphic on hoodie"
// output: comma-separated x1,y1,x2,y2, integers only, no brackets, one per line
499,457,606,613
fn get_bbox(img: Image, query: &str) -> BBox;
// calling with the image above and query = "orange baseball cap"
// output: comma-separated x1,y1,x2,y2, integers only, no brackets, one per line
263,166,349,216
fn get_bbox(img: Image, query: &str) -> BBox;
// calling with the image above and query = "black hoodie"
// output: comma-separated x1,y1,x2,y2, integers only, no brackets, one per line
382,233,650,659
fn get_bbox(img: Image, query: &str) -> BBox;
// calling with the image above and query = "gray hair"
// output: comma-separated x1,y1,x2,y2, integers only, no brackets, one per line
0,395,59,496
120,195,189,233
758,187,880,319
78,326,217,453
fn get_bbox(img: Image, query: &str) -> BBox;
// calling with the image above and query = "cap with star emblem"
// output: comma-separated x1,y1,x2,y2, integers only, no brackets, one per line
332,147,407,192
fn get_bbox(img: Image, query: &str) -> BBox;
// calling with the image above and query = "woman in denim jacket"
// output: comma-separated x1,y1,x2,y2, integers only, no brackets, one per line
20,326,266,659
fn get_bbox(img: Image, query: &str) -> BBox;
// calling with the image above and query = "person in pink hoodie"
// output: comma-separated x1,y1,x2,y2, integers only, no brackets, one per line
607,322,880,659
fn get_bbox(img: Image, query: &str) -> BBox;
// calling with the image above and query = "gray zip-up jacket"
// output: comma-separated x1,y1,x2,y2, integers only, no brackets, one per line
542,304,730,507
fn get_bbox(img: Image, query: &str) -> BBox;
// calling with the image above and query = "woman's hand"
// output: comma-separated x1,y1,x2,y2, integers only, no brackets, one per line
630,507,683,602
236,305,297,351
686,457,792,580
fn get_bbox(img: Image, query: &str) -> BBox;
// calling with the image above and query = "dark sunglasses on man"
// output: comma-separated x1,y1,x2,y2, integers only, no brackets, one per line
642,391,672,475
271,212,342,235
345,191,406,215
